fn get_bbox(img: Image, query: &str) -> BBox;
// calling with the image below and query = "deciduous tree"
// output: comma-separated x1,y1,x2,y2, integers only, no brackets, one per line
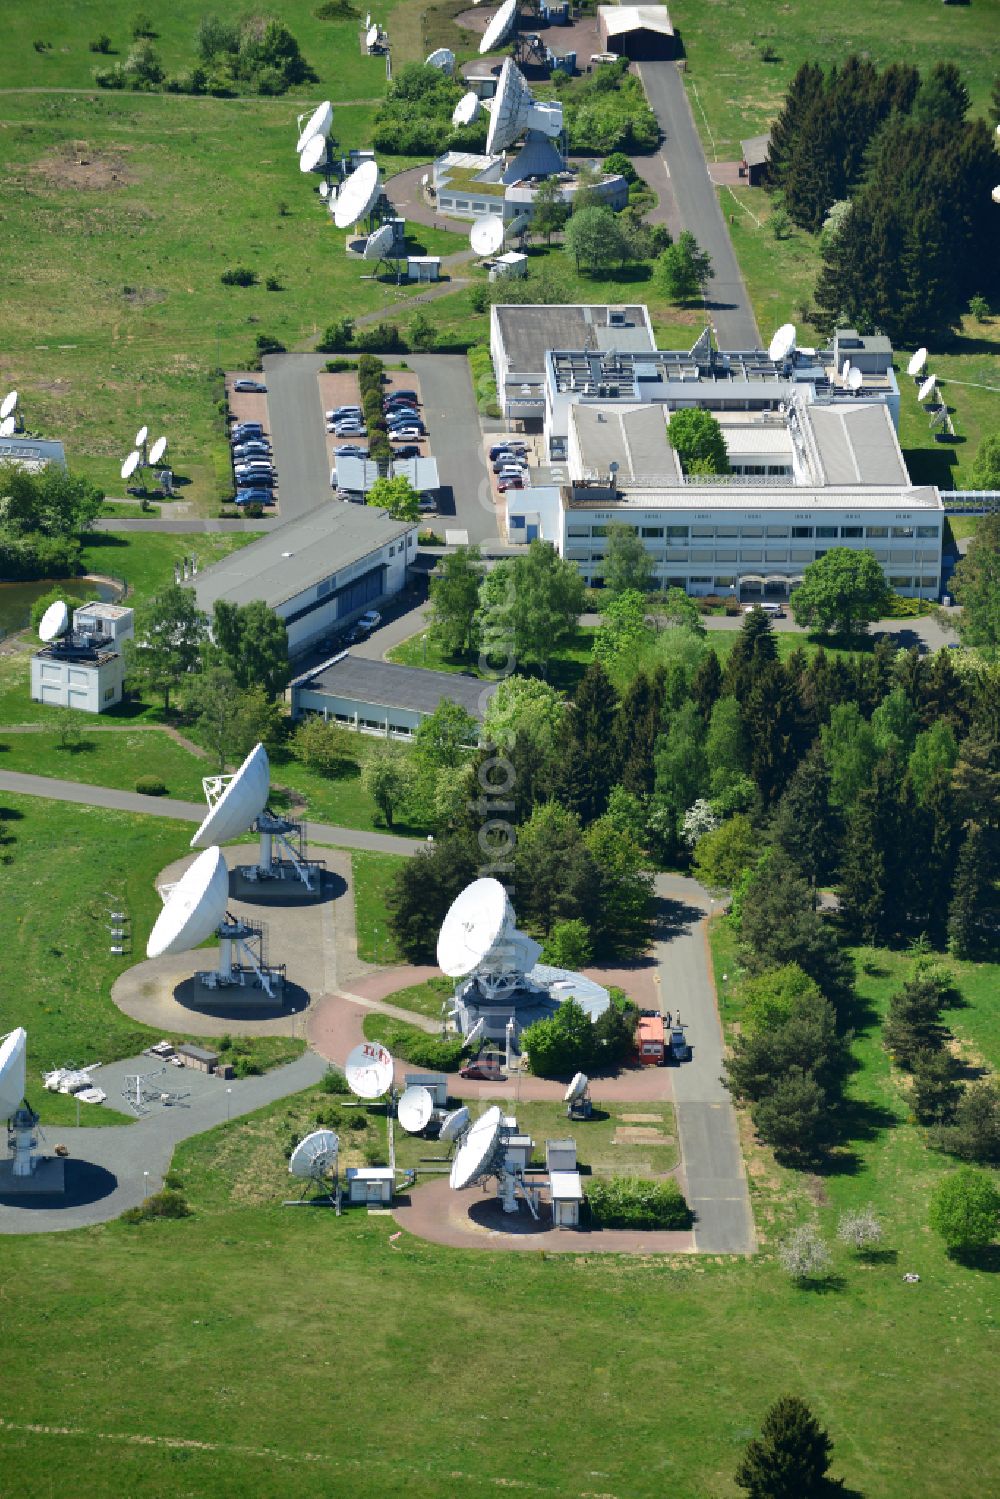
791,548,892,635
127,584,207,713
429,543,483,659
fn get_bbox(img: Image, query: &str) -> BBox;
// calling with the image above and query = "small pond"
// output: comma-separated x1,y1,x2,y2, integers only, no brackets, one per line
0,578,121,639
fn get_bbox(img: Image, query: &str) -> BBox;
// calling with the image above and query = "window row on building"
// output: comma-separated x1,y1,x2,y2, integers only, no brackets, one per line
567,523,941,540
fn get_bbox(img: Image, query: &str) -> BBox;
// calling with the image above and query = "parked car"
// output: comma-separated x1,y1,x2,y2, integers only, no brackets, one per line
492,456,526,473
497,476,523,492
234,378,266,392
389,426,424,443
459,1061,507,1081
392,444,421,460
334,425,366,438
344,609,382,643
335,444,367,457
385,388,418,404
234,487,275,506
418,496,436,513
669,1025,691,1062
234,465,274,484
234,458,273,474
231,421,264,438
742,602,784,617
489,441,525,460
497,465,526,481
232,442,271,460
326,405,362,420
385,411,421,428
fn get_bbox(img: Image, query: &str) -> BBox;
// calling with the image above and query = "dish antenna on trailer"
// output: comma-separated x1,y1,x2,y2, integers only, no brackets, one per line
437,877,541,998
847,366,863,392
480,0,518,55
452,91,482,127
425,48,455,74
148,435,168,466
470,214,505,257
767,323,796,363
397,1085,434,1134
0,390,17,422
192,743,322,891
918,374,936,403
121,450,142,480
38,598,69,644
345,1041,394,1100
907,348,928,378
333,159,381,229
296,100,333,154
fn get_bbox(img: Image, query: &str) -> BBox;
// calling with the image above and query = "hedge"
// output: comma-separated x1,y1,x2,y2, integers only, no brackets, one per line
586,1176,692,1230
362,1013,465,1072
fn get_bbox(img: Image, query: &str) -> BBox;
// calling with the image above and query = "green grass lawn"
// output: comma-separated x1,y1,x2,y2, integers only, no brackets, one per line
350,849,407,963
269,741,433,838
0,726,208,801
80,528,260,600
387,624,598,694
379,974,453,1019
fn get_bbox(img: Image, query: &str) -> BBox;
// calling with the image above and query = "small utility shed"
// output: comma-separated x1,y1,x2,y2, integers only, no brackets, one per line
549,1171,583,1228
175,1044,219,1074
597,6,675,60
290,652,494,738
740,134,771,187
347,1167,394,1205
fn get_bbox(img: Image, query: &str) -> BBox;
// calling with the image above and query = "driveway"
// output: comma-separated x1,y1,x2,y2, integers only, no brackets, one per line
260,352,332,521
404,354,500,544
653,873,755,1254
637,63,759,351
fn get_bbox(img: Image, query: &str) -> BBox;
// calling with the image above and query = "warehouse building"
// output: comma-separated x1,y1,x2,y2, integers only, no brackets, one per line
597,5,676,59
290,653,493,739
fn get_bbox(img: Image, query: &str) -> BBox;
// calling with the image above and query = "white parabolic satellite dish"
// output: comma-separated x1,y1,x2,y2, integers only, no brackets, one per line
992,185,1000,205
470,215,505,257
0,1027,28,1119
450,1105,505,1189
289,1129,340,1179
918,374,937,402
38,599,69,643
147,846,230,959
437,877,513,976
0,390,17,421
487,58,530,154
191,742,270,848
148,435,168,466
121,450,141,480
847,366,863,391
333,159,381,229
564,1071,588,1104
907,347,928,378
135,425,149,449
767,322,796,363
452,91,482,128
426,48,455,73
0,416,15,438
397,1085,434,1134
439,1105,471,1143
366,23,379,48
481,0,518,55
299,133,327,173
345,1041,394,1100
296,100,333,154
363,221,396,260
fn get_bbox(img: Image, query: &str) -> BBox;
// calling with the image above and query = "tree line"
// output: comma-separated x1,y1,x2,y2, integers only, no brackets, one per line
0,462,103,580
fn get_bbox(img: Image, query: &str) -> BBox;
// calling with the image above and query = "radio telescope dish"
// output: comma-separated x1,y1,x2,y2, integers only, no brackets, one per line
481,0,517,55
333,159,381,229
0,417,15,438
299,133,327,173
296,100,333,154
907,347,928,378
767,322,796,363
147,846,229,959
121,450,141,480
450,1105,505,1189
38,599,69,643
918,374,936,402
437,877,513,976
345,1041,394,1099
0,390,17,421
487,58,529,153
426,48,455,74
289,1128,340,1179
0,1028,27,1120
363,221,396,260
470,215,505,257
439,1105,471,1143
148,435,168,465
397,1085,434,1134
366,23,379,48
191,742,270,848
452,91,482,127
564,1071,589,1105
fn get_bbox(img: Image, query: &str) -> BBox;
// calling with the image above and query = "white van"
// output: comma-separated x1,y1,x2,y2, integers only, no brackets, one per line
743,601,784,617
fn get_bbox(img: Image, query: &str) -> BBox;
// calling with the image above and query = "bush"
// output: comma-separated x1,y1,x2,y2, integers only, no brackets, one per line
777,1222,832,1282
122,1188,191,1223
318,318,355,352
233,1054,262,1078
363,1015,465,1071
586,1176,692,1230
315,0,360,16
320,1065,351,1095
90,34,113,53
929,1166,1000,1253
324,358,357,372
252,333,285,367
220,266,257,286
354,322,403,353
135,774,167,795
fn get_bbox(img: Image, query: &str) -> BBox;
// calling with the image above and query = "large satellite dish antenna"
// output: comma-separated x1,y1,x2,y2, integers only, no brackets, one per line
289,1128,340,1180
907,348,928,378
333,159,380,229
121,450,141,480
147,846,230,959
426,48,455,74
450,1105,505,1189
847,366,863,392
439,1105,471,1144
470,215,505,257
918,374,936,402
564,1072,588,1105
345,1041,394,1100
191,742,270,848
480,0,518,55
296,100,333,154
0,390,17,421
0,416,15,438
299,133,327,174
767,322,796,363
0,1027,28,1119
438,877,512,977
38,599,69,643
135,425,149,449
363,221,396,260
487,58,528,153
452,91,482,127
366,23,379,49
148,435,168,466
397,1085,434,1134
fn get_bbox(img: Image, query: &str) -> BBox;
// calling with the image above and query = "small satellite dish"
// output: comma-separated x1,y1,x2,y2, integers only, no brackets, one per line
333,159,381,229
918,374,936,402
426,48,455,74
147,846,230,959
299,133,327,174
450,1105,505,1190
907,347,928,378
135,425,149,448
397,1085,434,1134
38,599,69,643
0,390,17,421
767,323,796,362
345,1041,394,1100
439,1106,471,1143
437,877,512,977
847,366,863,391
121,450,141,480
296,100,333,154
452,91,482,128
470,215,505,257
0,417,16,438
366,23,379,48
289,1129,340,1179
481,0,518,55
191,742,270,848
0,1027,28,1120
148,435,168,466
319,181,331,200
363,221,396,260
564,1072,588,1104
505,212,530,242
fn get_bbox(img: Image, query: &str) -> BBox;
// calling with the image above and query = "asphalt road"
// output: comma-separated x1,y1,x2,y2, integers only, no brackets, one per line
638,63,760,351
653,873,754,1255
261,352,333,521
405,354,500,544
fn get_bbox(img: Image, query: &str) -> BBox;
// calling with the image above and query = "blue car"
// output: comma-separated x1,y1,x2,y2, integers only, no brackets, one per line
235,487,275,505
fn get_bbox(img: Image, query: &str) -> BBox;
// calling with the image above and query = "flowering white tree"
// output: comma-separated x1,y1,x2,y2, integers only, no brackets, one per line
681,798,719,849
836,1206,883,1254
778,1224,832,1283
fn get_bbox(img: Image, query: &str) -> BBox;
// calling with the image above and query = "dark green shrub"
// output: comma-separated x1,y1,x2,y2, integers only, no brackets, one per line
233,1055,262,1078
122,1188,192,1223
586,1176,692,1230
135,774,167,795
220,266,257,286
265,275,282,291
90,34,113,53
363,1015,464,1071
320,1065,350,1095
324,358,357,372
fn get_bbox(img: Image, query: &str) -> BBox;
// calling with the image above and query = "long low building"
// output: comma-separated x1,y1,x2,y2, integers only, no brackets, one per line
290,652,494,738
193,503,417,657
332,455,440,500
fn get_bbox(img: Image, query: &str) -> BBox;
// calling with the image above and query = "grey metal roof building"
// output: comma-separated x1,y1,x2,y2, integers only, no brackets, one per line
333,455,440,497
291,652,495,738
0,436,67,472
490,303,655,422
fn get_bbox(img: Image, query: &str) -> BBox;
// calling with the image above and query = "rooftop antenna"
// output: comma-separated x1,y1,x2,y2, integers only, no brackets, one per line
286,1128,340,1207
38,598,69,644
847,366,863,394
450,1104,539,1218
767,322,796,364
192,743,322,891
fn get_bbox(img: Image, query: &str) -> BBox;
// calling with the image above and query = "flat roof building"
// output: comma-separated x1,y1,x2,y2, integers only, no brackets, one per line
290,652,494,739
490,303,655,423
0,436,67,473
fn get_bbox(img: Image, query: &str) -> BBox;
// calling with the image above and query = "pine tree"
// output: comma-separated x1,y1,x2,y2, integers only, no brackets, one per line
948,824,1000,959
991,71,1000,127
783,98,841,232
734,1394,835,1499
614,669,665,797
744,661,809,806
771,742,841,890
910,768,960,946
559,662,620,825
691,649,723,723
839,779,888,945
767,62,824,184
723,607,778,704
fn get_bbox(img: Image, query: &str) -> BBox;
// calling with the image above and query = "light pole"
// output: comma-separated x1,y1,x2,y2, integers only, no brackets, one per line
226,1087,232,1122
143,1171,150,1198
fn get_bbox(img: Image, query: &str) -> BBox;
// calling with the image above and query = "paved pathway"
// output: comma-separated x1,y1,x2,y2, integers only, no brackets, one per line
652,873,754,1254
261,353,333,522
637,62,759,350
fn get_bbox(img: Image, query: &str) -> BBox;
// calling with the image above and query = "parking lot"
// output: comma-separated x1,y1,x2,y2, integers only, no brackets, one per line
225,372,278,515
322,367,434,509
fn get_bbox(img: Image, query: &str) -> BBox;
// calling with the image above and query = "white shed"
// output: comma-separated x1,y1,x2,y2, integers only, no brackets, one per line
550,1170,583,1228
347,1166,394,1205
